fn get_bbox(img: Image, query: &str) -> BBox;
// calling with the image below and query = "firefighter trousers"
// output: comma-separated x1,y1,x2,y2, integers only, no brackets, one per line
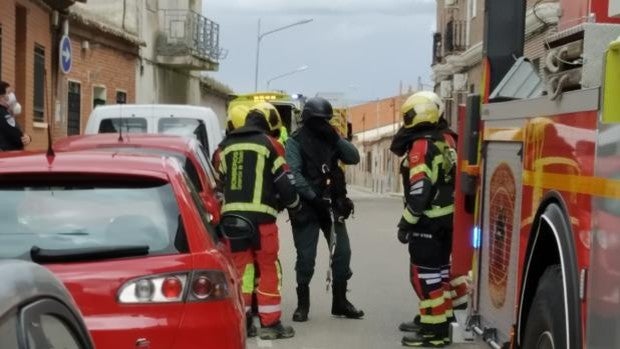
408,223,452,338
290,205,352,286
231,222,282,327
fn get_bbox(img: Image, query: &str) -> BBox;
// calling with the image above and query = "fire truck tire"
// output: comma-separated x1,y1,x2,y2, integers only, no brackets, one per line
522,265,566,349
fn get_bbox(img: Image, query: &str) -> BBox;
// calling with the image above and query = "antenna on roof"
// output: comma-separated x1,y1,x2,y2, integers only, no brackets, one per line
44,69,55,161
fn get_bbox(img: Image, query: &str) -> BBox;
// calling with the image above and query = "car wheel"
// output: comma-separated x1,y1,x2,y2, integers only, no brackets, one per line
522,265,566,349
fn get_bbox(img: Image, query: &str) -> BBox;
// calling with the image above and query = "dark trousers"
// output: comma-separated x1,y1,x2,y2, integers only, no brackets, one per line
290,205,352,286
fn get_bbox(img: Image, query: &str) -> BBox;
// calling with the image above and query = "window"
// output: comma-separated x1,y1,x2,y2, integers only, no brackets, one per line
67,81,81,136
366,152,372,173
0,312,19,349
33,45,45,122
0,180,188,260
116,90,127,104
98,117,147,133
468,0,477,19
93,86,106,108
194,143,218,190
158,118,210,153
183,172,219,242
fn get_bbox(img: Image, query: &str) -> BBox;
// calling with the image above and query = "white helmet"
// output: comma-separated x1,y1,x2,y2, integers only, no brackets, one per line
414,91,445,117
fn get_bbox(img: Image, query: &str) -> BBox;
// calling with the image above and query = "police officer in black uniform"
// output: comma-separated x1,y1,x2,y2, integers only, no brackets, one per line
285,97,364,322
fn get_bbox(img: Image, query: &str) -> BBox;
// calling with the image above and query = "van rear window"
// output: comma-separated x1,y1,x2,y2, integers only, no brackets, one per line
99,118,147,133
159,118,209,153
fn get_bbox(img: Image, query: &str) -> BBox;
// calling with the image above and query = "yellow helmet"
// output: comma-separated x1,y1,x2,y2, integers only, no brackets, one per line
414,90,445,117
226,105,250,131
249,102,282,133
400,94,440,129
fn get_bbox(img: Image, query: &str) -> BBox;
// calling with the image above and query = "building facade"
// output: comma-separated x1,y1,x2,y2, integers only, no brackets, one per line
431,0,561,126
347,95,410,194
0,0,61,150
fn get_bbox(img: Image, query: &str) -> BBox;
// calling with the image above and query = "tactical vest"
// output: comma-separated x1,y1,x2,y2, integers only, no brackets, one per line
292,127,337,197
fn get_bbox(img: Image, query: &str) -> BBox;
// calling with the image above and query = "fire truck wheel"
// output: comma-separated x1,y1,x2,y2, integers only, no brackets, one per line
522,265,566,349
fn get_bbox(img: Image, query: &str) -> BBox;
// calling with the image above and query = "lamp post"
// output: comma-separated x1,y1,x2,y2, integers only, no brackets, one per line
254,18,313,91
266,65,309,90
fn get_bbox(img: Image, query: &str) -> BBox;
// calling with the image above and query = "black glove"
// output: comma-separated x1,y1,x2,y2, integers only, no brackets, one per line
334,197,354,221
307,119,341,145
309,196,332,233
397,228,411,244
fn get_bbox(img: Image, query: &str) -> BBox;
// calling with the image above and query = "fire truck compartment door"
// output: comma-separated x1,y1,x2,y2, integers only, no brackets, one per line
478,141,523,344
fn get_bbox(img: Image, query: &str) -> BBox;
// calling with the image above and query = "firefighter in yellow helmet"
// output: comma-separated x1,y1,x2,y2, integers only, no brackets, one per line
226,105,251,133
389,93,457,347
218,102,300,340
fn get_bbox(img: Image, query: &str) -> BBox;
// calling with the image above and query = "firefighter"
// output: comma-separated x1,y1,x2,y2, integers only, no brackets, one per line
389,93,457,347
397,91,468,337
285,97,364,322
218,103,301,340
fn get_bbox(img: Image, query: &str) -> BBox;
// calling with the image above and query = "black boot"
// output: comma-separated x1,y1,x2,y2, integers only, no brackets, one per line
399,314,421,332
331,281,364,319
292,284,309,322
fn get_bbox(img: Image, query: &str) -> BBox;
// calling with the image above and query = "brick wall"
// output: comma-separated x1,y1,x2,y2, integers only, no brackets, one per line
349,95,408,135
63,26,137,137
0,0,54,150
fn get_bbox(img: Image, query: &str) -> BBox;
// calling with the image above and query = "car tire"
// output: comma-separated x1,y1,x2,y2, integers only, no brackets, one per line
522,265,566,349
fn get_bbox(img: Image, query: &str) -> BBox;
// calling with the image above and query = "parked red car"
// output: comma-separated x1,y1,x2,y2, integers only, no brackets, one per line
54,134,223,224
0,151,245,349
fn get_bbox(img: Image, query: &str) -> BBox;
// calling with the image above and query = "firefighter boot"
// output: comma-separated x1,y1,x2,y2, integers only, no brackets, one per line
246,312,257,338
292,284,309,322
401,332,445,348
259,321,295,340
399,315,421,332
331,281,364,319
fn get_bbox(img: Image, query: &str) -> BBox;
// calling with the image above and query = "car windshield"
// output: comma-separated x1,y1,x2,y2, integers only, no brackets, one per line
0,179,187,261
99,118,148,133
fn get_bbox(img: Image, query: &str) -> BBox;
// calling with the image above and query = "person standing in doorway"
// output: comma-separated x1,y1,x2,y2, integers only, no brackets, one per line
0,81,31,151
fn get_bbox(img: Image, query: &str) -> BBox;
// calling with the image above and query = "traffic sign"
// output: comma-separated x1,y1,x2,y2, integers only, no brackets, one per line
59,35,72,74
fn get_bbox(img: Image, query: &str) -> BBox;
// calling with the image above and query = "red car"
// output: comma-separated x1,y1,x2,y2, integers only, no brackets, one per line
54,134,223,224
0,151,245,349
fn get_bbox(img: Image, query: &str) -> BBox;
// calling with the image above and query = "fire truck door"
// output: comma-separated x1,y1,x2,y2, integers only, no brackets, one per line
477,141,523,345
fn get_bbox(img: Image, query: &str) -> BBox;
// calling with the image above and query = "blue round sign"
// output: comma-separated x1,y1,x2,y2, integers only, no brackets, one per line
59,35,72,74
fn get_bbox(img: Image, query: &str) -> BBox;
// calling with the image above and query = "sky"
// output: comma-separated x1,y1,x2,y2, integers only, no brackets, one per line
203,0,436,104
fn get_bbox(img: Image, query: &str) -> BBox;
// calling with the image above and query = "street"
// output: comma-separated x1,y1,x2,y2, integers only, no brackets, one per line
249,187,482,349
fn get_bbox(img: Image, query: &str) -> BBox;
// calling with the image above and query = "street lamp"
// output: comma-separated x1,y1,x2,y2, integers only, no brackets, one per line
254,18,313,91
266,65,309,90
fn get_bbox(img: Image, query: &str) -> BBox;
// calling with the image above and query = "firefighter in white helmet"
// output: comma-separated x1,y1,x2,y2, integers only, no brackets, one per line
390,93,458,347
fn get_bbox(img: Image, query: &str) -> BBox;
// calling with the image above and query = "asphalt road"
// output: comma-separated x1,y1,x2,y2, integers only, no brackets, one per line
248,187,483,349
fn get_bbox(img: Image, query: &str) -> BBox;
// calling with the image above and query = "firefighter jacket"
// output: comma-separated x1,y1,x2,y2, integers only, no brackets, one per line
397,128,457,230
286,127,360,201
218,126,300,225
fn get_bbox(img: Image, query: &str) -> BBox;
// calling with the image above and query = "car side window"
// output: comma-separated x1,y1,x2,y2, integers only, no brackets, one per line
181,173,219,243
20,299,92,349
193,143,218,190
183,157,204,193
0,311,19,349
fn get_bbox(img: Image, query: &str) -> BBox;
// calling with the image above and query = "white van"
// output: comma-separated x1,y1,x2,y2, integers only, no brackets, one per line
84,104,223,156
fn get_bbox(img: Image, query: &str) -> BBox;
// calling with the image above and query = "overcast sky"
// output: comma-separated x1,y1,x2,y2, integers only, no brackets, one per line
204,0,436,104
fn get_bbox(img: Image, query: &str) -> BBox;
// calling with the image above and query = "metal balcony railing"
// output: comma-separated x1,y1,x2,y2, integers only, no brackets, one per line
444,20,467,55
157,9,223,63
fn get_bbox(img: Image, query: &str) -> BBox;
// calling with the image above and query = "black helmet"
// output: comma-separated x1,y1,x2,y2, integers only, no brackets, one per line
301,97,333,121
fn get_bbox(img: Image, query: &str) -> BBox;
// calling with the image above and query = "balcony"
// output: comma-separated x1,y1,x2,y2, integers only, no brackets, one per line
156,10,223,71
444,19,467,55
44,0,85,11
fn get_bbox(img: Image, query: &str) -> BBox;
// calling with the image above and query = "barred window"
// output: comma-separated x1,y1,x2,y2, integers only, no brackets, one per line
33,45,45,122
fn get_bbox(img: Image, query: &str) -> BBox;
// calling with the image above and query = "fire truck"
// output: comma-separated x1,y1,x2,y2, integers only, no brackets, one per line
452,0,620,348
228,91,304,135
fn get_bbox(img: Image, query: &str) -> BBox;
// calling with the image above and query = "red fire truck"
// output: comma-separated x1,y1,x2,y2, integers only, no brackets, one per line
452,0,620,348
